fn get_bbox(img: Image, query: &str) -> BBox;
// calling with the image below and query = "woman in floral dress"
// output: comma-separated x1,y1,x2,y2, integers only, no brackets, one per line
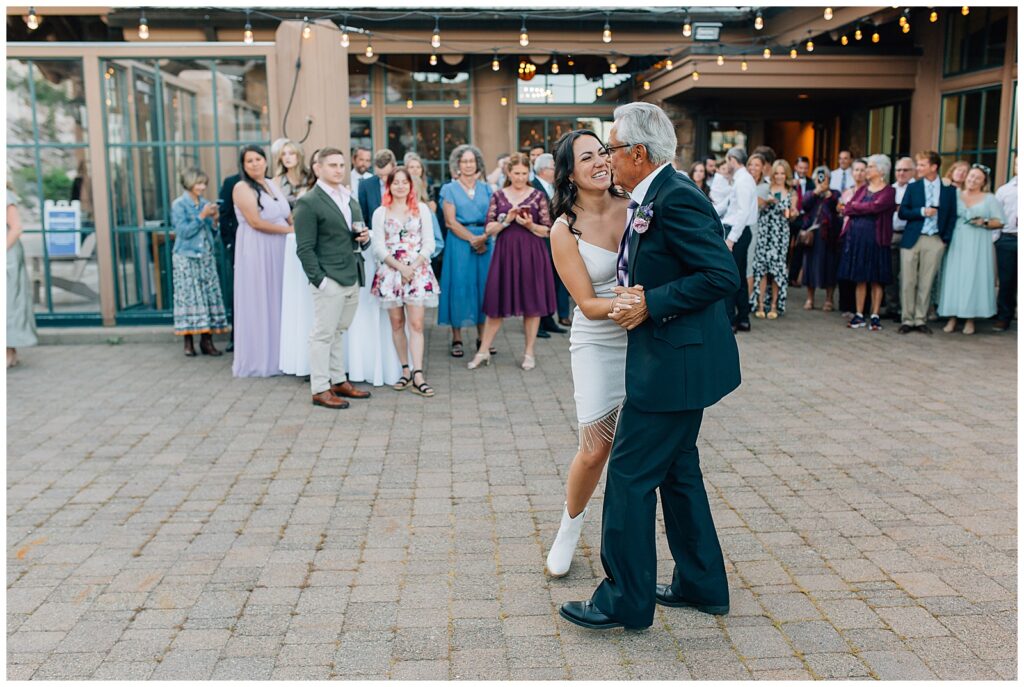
750,159,798,318
371,167,439,397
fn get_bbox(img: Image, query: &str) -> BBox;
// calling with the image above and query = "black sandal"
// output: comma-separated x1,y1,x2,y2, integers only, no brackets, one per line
450,341,464,358
393,365,412,390
410,369,435,397
477,338,497,356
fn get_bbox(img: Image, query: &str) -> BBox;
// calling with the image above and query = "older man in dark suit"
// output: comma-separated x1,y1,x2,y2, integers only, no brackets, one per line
530,152,568,336
559,102,741,631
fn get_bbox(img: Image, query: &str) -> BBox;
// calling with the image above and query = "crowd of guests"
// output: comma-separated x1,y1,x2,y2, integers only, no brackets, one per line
167,137,571,406
704,145,1017,335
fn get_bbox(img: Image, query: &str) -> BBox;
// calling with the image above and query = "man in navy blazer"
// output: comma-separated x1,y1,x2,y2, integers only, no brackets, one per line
356,149,396,223
897,151,956,334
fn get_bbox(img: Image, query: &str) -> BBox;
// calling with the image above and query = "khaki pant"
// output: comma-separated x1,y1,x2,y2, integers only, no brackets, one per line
309,278,361,395
900,235,945,327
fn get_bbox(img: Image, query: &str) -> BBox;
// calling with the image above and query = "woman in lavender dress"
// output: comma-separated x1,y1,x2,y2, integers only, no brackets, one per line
468,153,556,371
231,145,293,377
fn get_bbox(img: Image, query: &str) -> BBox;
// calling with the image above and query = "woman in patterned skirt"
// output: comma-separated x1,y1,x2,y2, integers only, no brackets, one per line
750,159,798,318
171,168,228,356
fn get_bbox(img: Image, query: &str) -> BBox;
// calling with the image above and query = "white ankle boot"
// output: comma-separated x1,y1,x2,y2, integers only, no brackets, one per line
545,504,588,577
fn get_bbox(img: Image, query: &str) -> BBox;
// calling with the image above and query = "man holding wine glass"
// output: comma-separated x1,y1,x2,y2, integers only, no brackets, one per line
294,147,374,409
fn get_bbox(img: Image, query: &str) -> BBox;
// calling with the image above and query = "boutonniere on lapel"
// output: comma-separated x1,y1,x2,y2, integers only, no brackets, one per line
632,203,654,234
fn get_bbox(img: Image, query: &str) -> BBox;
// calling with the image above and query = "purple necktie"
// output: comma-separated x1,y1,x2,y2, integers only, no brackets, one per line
617,200,640,287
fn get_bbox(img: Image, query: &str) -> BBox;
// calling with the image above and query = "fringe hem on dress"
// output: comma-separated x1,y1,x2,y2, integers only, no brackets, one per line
578,404,622,454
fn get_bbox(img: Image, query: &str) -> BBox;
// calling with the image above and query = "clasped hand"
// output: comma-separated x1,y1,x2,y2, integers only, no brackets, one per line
609,285,648,330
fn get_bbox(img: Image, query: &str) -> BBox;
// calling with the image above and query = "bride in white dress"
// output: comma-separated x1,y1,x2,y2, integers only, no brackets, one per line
545,130,635,577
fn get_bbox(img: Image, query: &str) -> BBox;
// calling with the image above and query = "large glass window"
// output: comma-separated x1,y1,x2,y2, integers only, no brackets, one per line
944,6,1009,76
867,102,911,170
350,61,372,106
101,57,269,322
385,117,469,197
517,117,613,153
6,58,99,323
705,120,750,160
517,73,632,105
939,86,1001,176
384,56,470,104
350,117,373,153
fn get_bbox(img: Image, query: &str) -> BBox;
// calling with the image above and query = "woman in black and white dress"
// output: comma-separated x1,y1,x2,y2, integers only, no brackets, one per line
545,130,634,577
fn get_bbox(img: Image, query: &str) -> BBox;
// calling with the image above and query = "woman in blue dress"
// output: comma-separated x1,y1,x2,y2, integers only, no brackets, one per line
438,144,494,357
938,164,1005,335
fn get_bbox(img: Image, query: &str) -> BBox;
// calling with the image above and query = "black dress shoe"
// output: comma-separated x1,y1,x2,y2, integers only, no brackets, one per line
736,321,751,332
898,324,914,335
541,318,567,333
915,324,933,335
654,584,729,615
559,600,646,631
536,329,551,339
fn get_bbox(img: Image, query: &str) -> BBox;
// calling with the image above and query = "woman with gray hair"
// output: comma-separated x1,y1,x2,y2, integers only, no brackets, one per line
837,153,896,330
438,143,494,357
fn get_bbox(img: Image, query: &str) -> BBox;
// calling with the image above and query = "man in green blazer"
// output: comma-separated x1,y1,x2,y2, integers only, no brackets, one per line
293,147,373,409
559,103,742,631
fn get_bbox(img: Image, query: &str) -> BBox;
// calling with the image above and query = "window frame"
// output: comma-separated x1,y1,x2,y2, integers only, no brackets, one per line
943,6,1010,77
383,115,472,197
938,84,1002,178
384,69,471,105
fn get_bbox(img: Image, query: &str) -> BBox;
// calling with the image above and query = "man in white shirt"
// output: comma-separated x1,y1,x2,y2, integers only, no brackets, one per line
993,157,1017,331
829,150,854,192
884,157,916,320
709,162,733,218
349,146,373,197
721,146,758,331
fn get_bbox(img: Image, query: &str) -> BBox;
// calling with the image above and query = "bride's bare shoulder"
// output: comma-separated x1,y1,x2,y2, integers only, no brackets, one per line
550,214,578,246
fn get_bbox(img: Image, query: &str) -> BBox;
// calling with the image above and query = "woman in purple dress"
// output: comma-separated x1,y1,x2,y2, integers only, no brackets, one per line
468,153,556,371
800,165,841,311
231,145,294,377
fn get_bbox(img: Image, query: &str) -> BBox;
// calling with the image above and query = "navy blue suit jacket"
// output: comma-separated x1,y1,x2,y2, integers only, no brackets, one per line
357,176,382,226
898,179,957,248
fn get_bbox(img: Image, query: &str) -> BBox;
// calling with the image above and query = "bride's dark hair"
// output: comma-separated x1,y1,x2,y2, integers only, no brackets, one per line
551,129,628,236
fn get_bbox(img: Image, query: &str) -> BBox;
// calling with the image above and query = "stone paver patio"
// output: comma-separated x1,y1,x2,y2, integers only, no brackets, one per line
7,308,1017,680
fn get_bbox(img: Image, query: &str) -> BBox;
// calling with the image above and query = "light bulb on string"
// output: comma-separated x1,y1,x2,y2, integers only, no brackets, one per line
340,27,350,47
790,45,798,58
872,31,880,43
302,18,311,40
25,7,40,31
609,61,618,74
429,53,437,66
665,58,673,70
406,99,413,109
691,70,699,81
360,97,367,108
519,16,529,47
930,9,938,22
961,6,969,16
243,10,254,44
567,55,575,67
682,13,692,38
806,37,814,52
741,59,748,71
763,47,771,59
855,27,863,40
365,33,374,58
824,7,833,21
492,52,500,71
453,98,460,109
431,16,441,49
899,12,907,27
551,56,559,74
603,13,612,43
841,34,848,45
596,86,603,98
754,11,764,31
903,22,911,34
717,51,725,66
500,95,508,107
138,11,149,40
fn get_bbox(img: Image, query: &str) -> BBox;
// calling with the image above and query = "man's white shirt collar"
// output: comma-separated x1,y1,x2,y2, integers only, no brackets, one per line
629,163,672,206
537,176,554,197
318,179,350,201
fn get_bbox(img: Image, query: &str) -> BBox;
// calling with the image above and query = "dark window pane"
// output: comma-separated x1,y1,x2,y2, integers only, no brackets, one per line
349,61,371,105
940,94,961,152
387,119,414,162
982,88,1002,149
961,92,982,150
350,117,372,152
518,119,545,151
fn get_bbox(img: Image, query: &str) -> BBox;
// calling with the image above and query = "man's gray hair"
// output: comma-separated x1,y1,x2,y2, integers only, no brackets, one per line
867,153,892,180
448,144,485,179
612,102,677,166
533,153,555,173
726,146,748,165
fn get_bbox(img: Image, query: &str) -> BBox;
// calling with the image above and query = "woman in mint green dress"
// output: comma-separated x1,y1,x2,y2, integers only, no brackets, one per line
938,165,1005,335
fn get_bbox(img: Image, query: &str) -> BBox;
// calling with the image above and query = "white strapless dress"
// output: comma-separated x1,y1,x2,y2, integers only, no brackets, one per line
279,233,314,376
567,237,628,451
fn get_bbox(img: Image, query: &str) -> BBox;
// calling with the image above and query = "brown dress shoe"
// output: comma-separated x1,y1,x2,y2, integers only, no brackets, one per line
331,380,371,399
312,390,349,409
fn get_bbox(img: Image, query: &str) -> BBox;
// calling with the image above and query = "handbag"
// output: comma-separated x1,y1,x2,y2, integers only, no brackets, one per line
798,196,829,247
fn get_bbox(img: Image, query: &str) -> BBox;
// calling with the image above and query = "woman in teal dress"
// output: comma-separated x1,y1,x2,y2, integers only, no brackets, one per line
438,144,494,357
938,165,1005,335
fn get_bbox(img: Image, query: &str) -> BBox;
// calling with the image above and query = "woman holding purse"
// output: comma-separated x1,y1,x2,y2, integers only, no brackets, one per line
800,165,841,311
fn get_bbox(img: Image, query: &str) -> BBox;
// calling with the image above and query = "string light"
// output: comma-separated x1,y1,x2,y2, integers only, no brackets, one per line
641,80,649,90
492,51,500,71
961,6,969,16
567,55,575,67
872,31,880,43
763,46,771,59
453,98,460,109
754,10,764,31
406,99,413,109
243,10,254,44
595,86,604,97
340,26,350,47
360,97,367,108
429,53,437,66
138,10,149,40
500,95,508,106
691,70,699,81
740,59,748,71
551,56,559,74
930,9,939,22
365,32,374,58
665,58,673,70
855,26,863,40
431,16,441,49
603,13,612,43
682,12,692,38
302,18,312,40
519,15,529,47
899,13,907,27
790,44,798,58
25,7,40,31
609,61,618,74
841,34,848,45
903,22,911,34
806,36,815,52
717,48,725,66
824,7,833,21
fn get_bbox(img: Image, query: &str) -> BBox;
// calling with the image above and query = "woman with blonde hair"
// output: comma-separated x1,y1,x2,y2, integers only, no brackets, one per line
942,159,970,190
274,139,312,208
750,158,798,318
404,151,444,261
